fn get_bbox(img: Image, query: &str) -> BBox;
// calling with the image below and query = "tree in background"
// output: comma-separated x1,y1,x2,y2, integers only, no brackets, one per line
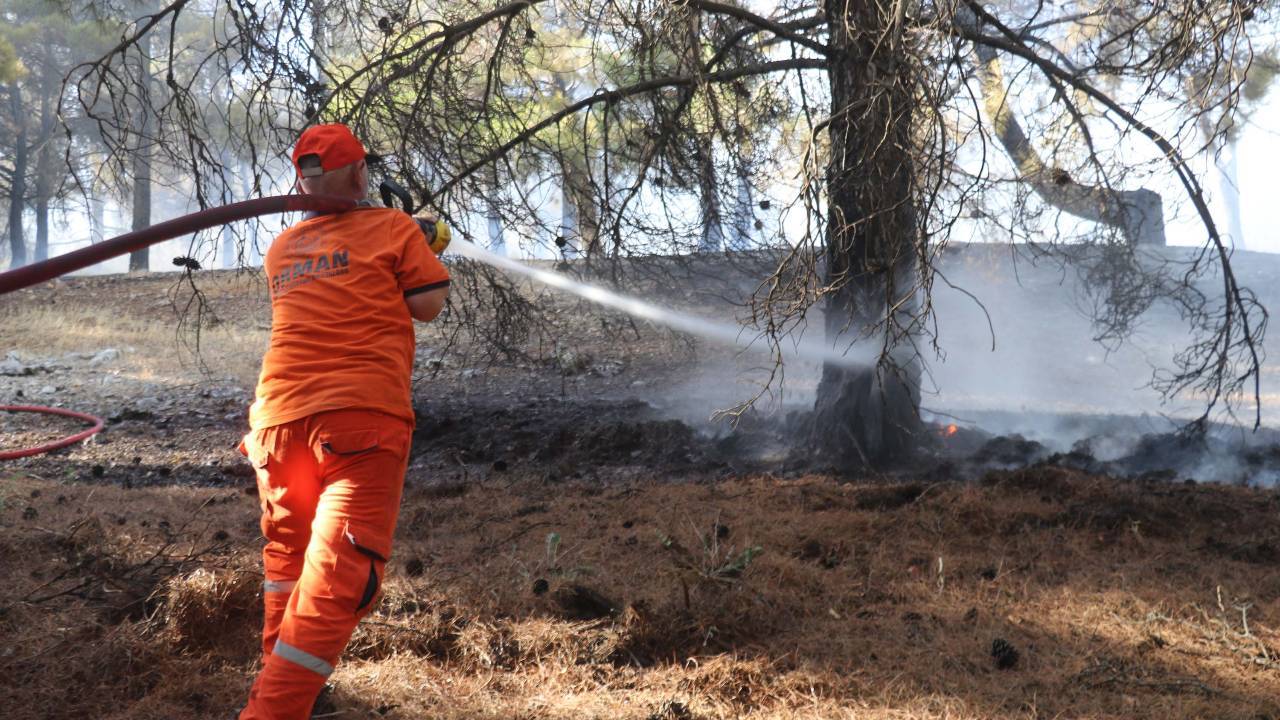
65,0,1271,466
1,1,118,267
2,1,111,266
1185,48,1279,251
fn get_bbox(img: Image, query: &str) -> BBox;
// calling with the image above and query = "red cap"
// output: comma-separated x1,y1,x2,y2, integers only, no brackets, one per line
292,123,367,178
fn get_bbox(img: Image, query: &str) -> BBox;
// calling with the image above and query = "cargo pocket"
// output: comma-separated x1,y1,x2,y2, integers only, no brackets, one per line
317,429,380,461
346,529,388,615
355,562,380,615
239,433,270,469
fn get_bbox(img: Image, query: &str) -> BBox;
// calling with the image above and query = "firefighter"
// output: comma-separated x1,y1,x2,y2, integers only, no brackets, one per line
237,123,450,719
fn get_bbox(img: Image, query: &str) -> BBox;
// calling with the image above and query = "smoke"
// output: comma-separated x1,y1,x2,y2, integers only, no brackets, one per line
920,244,1280,486
462,239,1280,486
640,243,1280,486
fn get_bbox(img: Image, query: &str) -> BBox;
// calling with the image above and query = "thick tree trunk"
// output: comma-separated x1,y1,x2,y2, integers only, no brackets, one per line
129,41,152,272
6,81,27,268
809,0,921,467
311,0,328,69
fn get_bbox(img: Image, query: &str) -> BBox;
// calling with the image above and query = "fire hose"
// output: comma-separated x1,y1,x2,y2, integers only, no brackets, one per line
0,193,359,460
0,194,357,295
0,406,105,460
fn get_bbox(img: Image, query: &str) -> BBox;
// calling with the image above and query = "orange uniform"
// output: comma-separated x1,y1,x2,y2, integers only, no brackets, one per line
238,199,448,719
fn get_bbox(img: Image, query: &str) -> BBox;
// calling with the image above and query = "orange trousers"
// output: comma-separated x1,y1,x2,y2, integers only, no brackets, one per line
238,409,411,720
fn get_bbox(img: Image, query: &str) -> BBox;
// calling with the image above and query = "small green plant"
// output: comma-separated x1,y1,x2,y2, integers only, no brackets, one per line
658,516,763,609
511,531,591,587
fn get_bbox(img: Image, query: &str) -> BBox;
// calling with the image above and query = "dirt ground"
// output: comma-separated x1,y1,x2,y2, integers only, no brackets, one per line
2,269,1280,719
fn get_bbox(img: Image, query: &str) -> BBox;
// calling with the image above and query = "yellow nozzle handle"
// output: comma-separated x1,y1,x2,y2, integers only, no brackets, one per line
415,216,451,255
429,219,451,255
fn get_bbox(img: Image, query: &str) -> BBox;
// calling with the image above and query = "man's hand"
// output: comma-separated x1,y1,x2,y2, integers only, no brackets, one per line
414,215,451,255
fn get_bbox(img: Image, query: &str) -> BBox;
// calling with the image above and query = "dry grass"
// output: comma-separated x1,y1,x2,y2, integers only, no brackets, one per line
4,270,1279,718
0,272,271,386
2,465,1278,720
3,278,270,384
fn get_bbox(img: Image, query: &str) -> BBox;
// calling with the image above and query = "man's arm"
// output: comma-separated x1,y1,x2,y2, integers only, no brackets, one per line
405,286,449,322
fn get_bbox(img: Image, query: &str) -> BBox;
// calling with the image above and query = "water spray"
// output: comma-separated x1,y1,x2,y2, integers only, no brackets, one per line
450,238,874,369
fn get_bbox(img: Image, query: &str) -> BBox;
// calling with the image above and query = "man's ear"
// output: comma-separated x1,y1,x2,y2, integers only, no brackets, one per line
354,159,369,195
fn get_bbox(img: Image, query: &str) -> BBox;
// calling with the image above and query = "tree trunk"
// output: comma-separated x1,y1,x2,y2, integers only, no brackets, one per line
90,183,105,244
34,177,48,262
487,165,506,255
1218,137,1244,250
6,81,27,268
311,0,328,69
129,40,152,272
809,0,921,467
731,158,754,250
130,145,152,270
242,160,261,265
34,78,54,263
562,158,599,256
694,135,724,252
220,150,236,268
965,12,1164,246
1197,114,1246,251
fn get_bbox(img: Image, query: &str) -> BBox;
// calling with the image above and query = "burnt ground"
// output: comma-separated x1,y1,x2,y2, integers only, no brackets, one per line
2,269,1280,719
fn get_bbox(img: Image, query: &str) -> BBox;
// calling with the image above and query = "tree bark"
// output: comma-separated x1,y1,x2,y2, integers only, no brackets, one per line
730,159,754,250
809,0,921,467
241,160,261,265
6,81,27,268
89,181,105,244
129,40,153,272
310,0,328,70
562,158,600,256
34,75,55,263
220,150,236,268
487,165,506,255
694,135,724,252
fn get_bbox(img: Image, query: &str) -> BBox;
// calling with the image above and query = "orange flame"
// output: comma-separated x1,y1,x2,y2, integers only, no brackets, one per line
945,424,958,437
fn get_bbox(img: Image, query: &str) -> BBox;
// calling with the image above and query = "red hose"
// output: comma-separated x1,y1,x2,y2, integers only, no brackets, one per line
0,194,357,295
1,405,105,460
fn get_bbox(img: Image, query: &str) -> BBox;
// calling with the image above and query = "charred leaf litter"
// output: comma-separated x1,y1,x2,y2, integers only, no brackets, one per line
24,391,1280,490
411,397,1280,488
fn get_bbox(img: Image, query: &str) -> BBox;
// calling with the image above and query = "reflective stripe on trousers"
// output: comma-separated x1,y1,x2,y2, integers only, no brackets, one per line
272,640,334,677
264,579,297,594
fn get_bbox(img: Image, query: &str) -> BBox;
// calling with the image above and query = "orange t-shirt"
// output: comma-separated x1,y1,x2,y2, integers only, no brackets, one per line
248,206,450,429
